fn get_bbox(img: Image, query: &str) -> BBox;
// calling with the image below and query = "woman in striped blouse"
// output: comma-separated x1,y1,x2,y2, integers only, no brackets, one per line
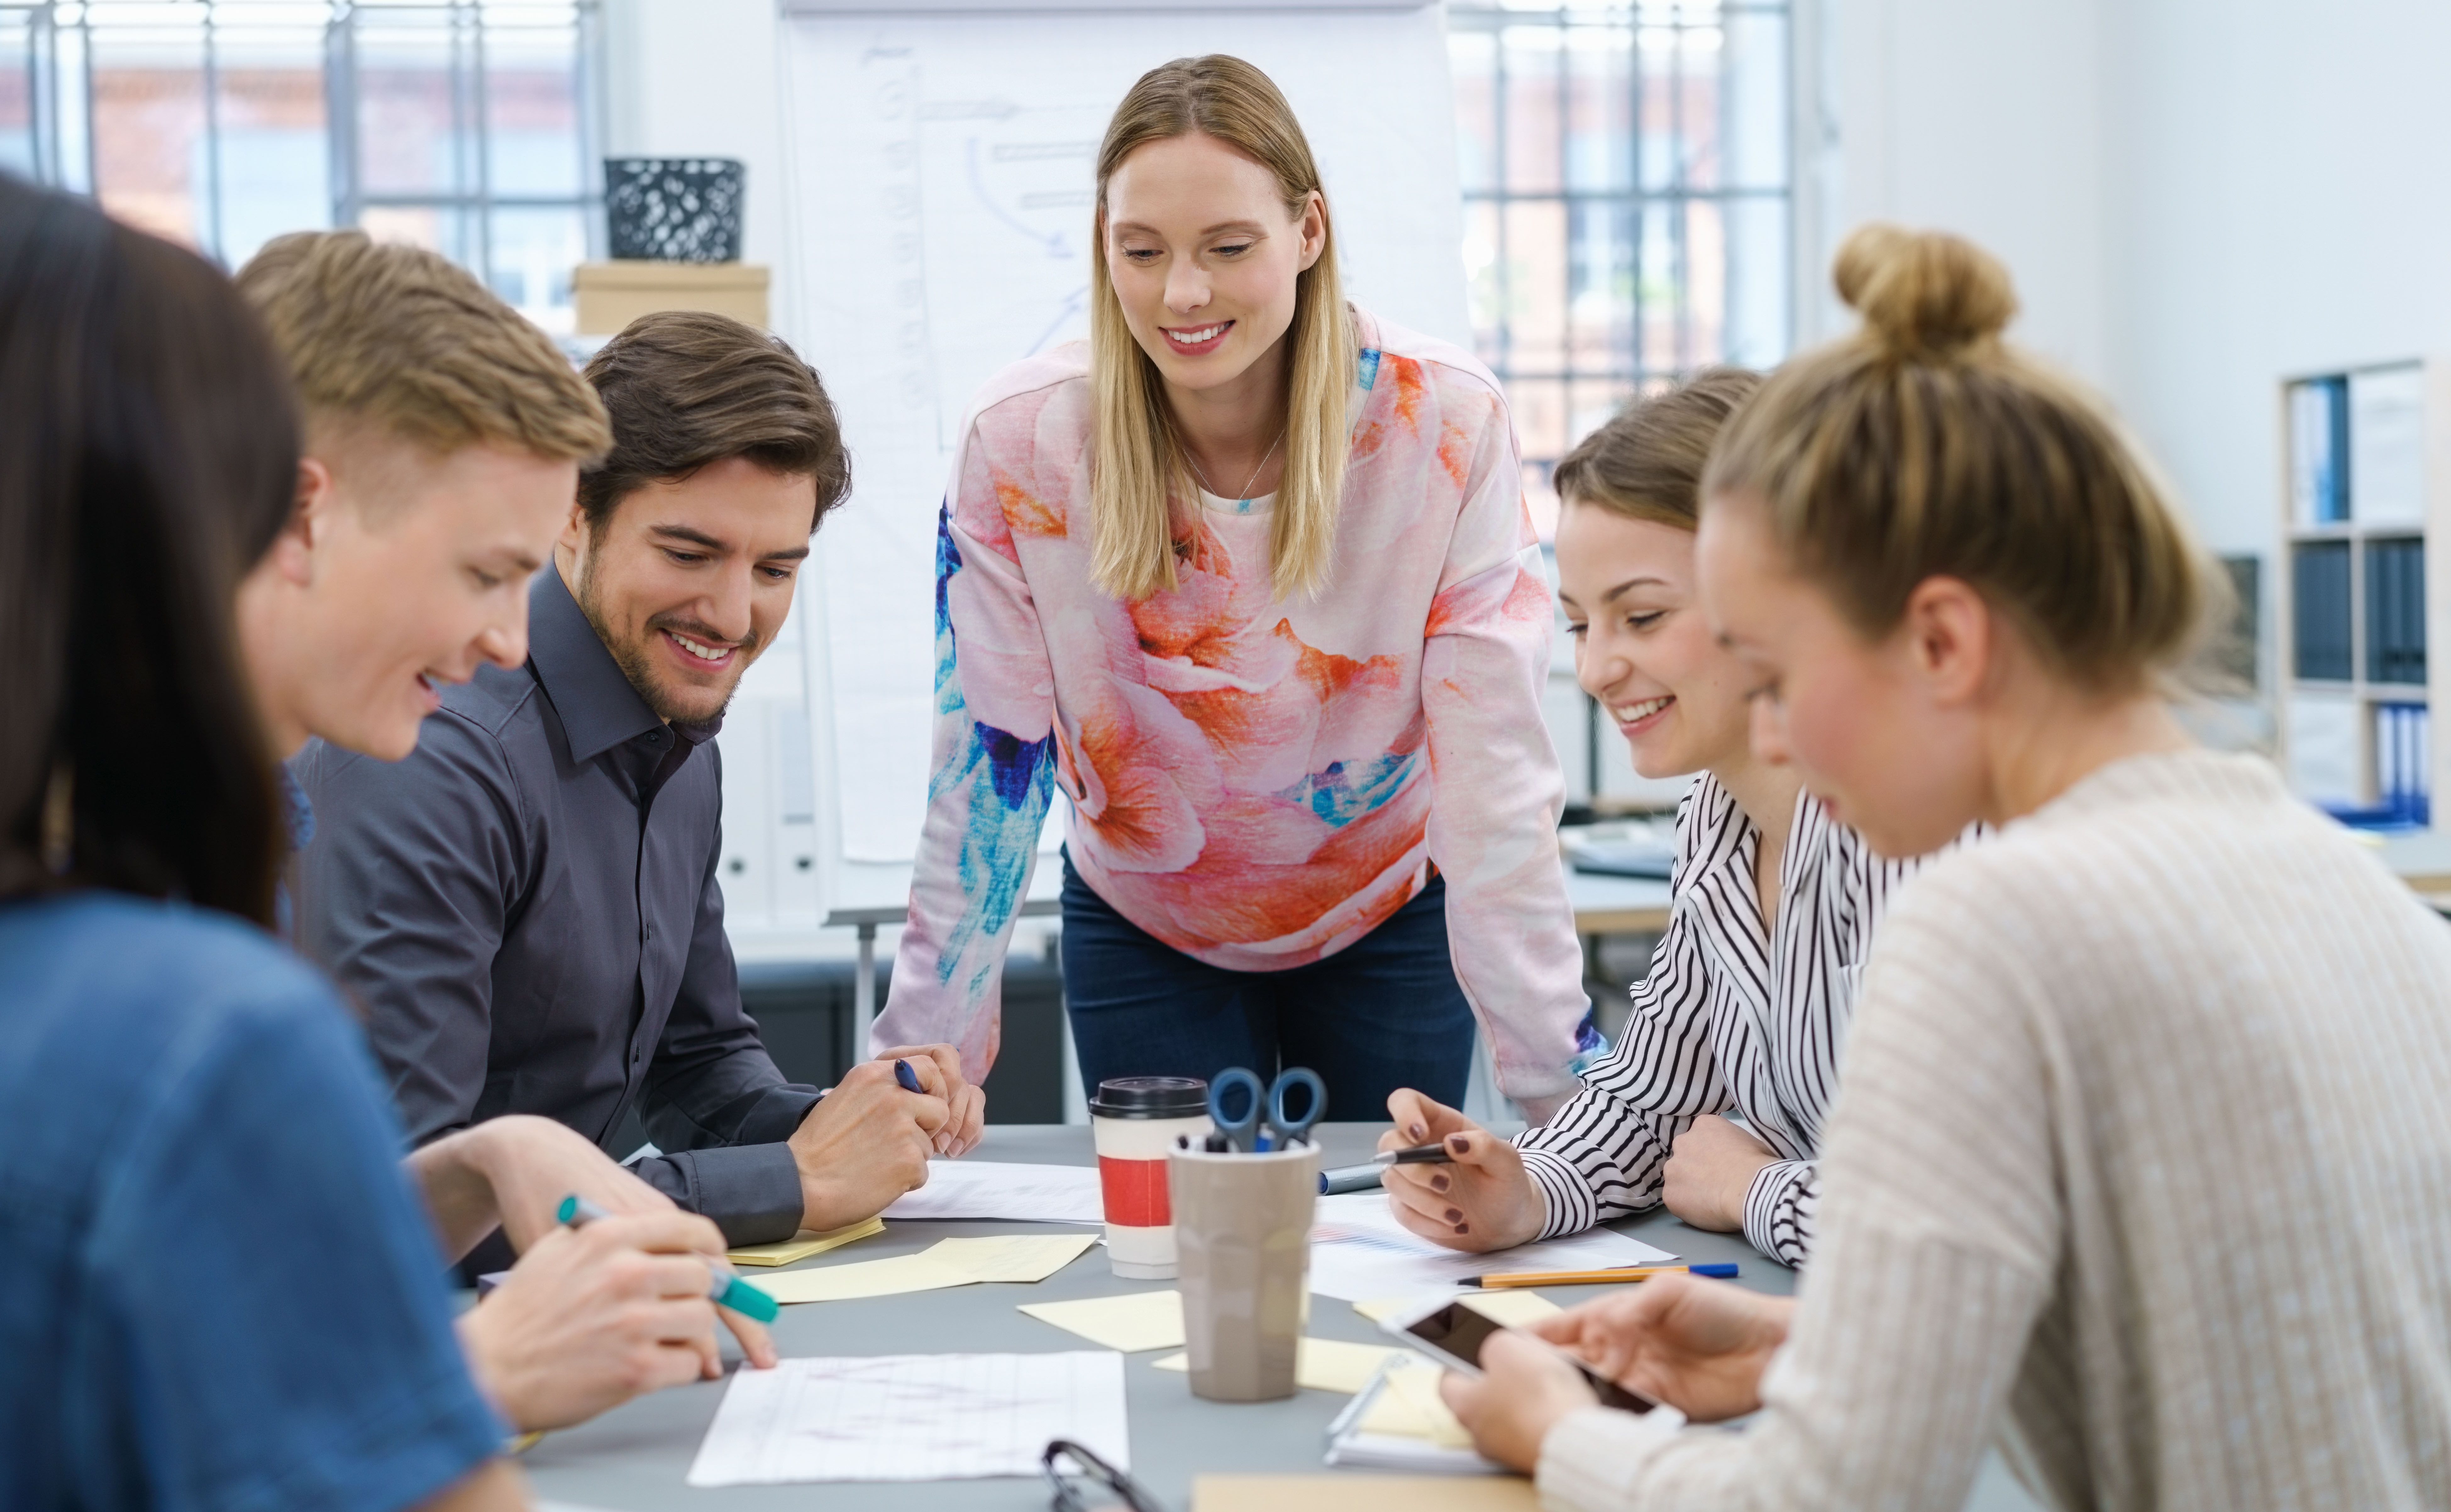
1381,369,1934,1267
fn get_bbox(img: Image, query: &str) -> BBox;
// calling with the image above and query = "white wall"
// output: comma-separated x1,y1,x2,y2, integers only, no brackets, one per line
1820,0,2451,573
2104,0,2451,558
1814,0,2109,380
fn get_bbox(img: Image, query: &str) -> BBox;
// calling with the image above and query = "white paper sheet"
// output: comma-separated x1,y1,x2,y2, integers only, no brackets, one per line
882,1160,1104,1224
1305,1192,1677,1302
685,1352,1129,1486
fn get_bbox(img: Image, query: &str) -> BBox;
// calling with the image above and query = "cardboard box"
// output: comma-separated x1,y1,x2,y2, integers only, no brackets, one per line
573,260,769,334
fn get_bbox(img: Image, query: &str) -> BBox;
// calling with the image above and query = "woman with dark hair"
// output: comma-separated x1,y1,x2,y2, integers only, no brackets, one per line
0,175,517,1510
0,181,743,1508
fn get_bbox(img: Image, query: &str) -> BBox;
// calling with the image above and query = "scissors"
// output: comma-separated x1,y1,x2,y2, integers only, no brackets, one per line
1207,1066,1326,1152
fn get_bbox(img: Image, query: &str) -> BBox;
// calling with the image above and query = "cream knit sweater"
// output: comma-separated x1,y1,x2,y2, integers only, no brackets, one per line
1537,749,2451,1510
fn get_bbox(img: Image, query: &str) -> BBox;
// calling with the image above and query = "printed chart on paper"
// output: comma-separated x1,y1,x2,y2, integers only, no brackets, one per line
686,1351,1130,1485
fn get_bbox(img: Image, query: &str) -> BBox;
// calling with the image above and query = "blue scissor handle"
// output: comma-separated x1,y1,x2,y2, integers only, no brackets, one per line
1263,1067,1326,1150
1209,1067,1267,1151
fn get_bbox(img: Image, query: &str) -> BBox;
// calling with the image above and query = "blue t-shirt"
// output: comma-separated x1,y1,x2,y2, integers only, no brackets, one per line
0,893,503,1511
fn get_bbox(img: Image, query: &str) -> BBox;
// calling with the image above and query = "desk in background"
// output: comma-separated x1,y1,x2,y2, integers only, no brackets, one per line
823,873,1674,1057
522,1124,2039,1512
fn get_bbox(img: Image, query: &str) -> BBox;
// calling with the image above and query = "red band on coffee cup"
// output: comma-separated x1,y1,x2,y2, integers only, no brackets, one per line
1098,1155,1171,1228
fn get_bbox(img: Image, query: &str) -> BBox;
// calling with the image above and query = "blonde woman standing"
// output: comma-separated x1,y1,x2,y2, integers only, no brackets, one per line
874,55,1593,1121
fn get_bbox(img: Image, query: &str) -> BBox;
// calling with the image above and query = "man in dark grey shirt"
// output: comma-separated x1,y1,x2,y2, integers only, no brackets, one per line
296,311,982,1248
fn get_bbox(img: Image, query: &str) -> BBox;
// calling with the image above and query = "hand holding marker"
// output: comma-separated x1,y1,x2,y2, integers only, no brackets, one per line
556,1195,779,1323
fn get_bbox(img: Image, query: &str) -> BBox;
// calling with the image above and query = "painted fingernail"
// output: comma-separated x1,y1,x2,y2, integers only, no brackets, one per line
1444,1208,1463,1223
1430,1173,1450,1193
1454,1222,1470,1234
1447,1133,1470,1155
1410,1122,1426,1138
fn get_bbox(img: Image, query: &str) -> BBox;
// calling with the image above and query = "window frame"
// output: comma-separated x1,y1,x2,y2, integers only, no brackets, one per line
1,0,604,300
1445,0,1799,488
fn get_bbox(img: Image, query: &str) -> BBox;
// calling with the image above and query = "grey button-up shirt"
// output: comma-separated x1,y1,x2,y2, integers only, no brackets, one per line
294,564,816,1245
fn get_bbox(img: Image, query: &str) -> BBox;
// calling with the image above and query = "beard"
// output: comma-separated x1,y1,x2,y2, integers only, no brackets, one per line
573,555,755,726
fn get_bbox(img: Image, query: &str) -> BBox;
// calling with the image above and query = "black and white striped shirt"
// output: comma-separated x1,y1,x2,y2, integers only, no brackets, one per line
1519,773,1934,1265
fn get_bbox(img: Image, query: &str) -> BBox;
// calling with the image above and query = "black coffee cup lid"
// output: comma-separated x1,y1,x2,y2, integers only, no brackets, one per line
1089,1076,1209,1118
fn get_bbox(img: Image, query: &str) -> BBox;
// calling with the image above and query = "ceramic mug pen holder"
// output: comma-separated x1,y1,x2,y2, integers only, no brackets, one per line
1167,1138,1320,1403
1087,1077,1213,1279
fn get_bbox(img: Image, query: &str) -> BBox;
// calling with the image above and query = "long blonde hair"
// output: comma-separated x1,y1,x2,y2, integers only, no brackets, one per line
1089,55,1354,602
1705,225,2216,694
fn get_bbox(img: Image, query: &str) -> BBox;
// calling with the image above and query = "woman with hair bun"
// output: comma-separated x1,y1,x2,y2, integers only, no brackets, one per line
1442,225,2451,1509
877,55,1593,1121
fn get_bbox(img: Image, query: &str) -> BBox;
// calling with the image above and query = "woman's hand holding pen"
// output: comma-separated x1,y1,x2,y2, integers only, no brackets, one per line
1379,1089,1546,1253
460,1210,775,1432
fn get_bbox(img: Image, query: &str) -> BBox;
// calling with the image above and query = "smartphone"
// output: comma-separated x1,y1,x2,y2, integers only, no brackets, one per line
1379,1296,1656,1414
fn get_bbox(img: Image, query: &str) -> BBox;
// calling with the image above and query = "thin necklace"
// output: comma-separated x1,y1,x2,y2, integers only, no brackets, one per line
1186,427,1286,504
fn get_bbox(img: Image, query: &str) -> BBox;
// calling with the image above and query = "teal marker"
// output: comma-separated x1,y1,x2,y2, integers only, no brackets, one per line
556,1194,780,1324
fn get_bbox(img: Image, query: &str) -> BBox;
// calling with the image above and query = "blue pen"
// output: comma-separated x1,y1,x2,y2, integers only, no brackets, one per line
1461,1260,1741,1289
893,1057,925,1095
556,1194,780,1323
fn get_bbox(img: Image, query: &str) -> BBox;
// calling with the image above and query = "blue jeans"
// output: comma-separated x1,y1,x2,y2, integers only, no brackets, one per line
1059,853,1475,1125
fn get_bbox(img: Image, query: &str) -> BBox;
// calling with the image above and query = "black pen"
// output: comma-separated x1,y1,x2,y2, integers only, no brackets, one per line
1318,1142,1452,1194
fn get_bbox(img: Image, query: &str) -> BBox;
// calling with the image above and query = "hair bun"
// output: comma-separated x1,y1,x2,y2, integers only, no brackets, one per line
1833,223,2017,358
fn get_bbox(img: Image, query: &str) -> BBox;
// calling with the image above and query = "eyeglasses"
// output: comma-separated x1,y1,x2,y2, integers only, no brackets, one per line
1041,1438,1166,1512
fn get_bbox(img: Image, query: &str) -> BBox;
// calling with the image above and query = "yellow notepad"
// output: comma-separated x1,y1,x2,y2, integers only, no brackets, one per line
742,1233,1099,1304
1358,1358,1476,1449
923,1233,1099,1283
1018,1289,1186,1352
751,1251,979,1304
1351,1290,1565,1327
1151,1337,1406,1395
726,1217,885,1267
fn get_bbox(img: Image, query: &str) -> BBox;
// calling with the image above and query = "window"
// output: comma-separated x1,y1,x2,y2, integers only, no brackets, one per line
0,0,600,333
1448,0,1794,534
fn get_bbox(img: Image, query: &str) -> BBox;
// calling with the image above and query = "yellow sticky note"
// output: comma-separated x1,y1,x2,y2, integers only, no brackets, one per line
1018,1290,1186,1352
1351,1291,1565,1327
1152,1337,1407,1395
921,1233,1098,1284
1458,1290,1566,1327
751,1252,977,1305
727,1217,886,1267
1358,1358,1475,1449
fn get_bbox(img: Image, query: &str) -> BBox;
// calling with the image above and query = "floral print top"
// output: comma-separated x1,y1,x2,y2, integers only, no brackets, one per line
876,306,1592,1106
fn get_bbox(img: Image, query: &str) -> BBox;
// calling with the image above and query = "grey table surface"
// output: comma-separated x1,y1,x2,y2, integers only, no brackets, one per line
521,1123,2039,1512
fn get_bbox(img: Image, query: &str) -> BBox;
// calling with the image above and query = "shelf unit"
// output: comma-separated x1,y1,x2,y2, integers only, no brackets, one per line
2274,358,2451,828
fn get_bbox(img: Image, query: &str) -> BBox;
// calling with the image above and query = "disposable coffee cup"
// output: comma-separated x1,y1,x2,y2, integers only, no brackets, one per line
1168,1140,1320,1403
1088,1077,1211,1279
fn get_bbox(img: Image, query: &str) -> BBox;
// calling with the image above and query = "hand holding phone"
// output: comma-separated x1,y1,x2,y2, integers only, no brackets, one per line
1379,1296,1656,1414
